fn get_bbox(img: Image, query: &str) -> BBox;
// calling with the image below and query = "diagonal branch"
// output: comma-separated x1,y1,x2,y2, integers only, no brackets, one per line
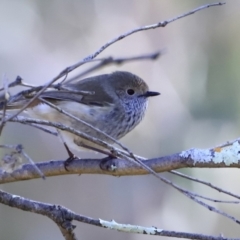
2,2,225,122
71,2,225,66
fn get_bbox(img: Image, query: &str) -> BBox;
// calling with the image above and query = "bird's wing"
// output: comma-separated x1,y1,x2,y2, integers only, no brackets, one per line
39,91,84,103
39,89,113,107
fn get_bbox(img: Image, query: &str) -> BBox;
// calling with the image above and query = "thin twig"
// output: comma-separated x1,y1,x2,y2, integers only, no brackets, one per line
0,74,10,134
4,76,65,122
185,191,240,224
0,76,23,92
0,111,58,136
170,170,240,200
11,114,168,181
38,97,134,154
66,51,162,83
193,194,240,204
20,148,45,180
11,115,133,161
38,91,169,182
1,51,159,104
158,175,240,224
38,98,146,166
4,72,69,123
65,2,225,74
24,123,58,136
4,51,162,120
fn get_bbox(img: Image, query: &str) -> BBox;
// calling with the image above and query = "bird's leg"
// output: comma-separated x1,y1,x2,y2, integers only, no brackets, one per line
79,143,114,156
63,142,77,171
73,142,118,171
58,125,117,171
99,149,119,171
56,130,77,171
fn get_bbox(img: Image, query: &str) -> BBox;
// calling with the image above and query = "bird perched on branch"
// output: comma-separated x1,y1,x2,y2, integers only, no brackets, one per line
1,71,160,168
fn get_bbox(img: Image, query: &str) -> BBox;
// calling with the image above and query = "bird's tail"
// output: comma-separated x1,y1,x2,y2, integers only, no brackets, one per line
0,100,29,110
0,91,38,111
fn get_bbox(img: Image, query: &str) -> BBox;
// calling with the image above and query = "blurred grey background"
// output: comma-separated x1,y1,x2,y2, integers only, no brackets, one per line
0,0,240,239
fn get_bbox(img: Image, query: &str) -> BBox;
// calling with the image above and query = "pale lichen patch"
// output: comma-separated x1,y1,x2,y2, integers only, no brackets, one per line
180,148,212,165
213,141,240,166
180,141,240,166
99,219,163,235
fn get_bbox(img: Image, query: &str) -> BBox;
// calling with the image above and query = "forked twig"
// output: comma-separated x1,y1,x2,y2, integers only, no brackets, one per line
0,144,45,179
170,170,240,200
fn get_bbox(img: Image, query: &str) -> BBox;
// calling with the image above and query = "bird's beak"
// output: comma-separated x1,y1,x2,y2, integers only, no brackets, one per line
139,91,160,98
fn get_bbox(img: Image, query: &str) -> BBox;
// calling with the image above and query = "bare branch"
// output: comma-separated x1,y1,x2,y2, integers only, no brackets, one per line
0,189,77,240
2,137,240,224
0,189,236,240
68,2,225,70
98,219,233,240
2,137,240,184
66,51,163,83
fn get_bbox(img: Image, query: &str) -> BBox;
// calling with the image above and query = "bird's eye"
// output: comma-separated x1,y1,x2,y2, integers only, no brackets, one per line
127,89,135,95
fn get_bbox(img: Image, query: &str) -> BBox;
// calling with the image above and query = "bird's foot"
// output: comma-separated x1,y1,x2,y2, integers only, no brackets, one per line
100,156,118,172
64,154,77,171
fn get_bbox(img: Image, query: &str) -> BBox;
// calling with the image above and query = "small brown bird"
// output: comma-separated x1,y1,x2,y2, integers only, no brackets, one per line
4,71,160,155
